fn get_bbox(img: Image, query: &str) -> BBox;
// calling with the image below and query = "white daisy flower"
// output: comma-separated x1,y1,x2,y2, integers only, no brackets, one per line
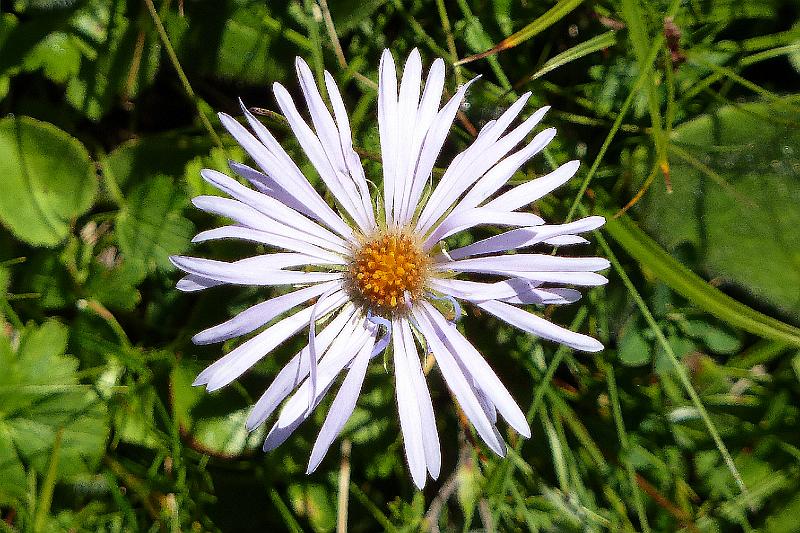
171,49,609,489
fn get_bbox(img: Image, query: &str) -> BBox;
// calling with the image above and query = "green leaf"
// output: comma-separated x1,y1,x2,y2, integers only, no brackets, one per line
170,363,265,457
101,132,212,193
596,192,800,348
0,320,108,504
617,322,651,367
115,175,194,273
683,319,742,354
0,116,97,247
638,99,800,320
65,1,160,120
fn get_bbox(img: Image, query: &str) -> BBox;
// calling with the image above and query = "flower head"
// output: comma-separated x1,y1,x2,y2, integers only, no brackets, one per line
171,49,609,488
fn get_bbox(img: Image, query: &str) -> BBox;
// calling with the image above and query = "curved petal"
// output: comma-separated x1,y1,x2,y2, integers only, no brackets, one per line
423,209,546,249
422,302,530,438
442,216,605,260
393,317,428,488
413,307,506,456
246,306,357,431
193,291,349,391
477,299,603,352
169,255,343,286
192,281,341,345
484,160,580,212
307,334,375,473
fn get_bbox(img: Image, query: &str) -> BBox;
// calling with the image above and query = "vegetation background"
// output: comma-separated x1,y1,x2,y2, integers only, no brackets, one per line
1,0,799,531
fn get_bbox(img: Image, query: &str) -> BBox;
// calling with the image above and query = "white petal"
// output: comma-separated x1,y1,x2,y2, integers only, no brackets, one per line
544,235,589,246
247,306,357,431
478,299,604,352
422,302,530,437
403,76,480,225
262,320,373,452
456,126,555,212
228,161,319,220
378,49,399,224
323,71,376,228
400,319,441,480
393,317,427,488
434,253,610,274
176,275,221,292
200,169,349,250
423,209,545,249
307,336,374,473
393,49,423,226
169,255,342,286
396,58,445,224
192,195,350,255
192,225,344,264
413,307,506,456
194,291,349,391
192,281,341,345
429,278,582,305
444,216,605,260
219,111,355,241
273,82,371,232
416,99,549,235
484,160,580,212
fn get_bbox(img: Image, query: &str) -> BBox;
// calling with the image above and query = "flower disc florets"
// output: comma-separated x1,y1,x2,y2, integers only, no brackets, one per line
346,229,431,315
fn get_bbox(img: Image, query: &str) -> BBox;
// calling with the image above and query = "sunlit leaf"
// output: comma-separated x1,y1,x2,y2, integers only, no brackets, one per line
0,116,96,247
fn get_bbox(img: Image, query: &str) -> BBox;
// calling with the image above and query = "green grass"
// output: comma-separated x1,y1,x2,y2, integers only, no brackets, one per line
0,0,799,531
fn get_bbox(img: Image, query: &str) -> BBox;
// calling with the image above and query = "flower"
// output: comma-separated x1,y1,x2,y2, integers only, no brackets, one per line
170,49,609,489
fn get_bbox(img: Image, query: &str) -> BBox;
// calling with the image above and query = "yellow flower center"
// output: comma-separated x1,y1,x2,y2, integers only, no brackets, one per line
347,230,430,315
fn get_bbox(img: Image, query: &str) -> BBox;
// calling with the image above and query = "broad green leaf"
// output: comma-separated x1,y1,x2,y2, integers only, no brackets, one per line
638,100,800,320
287,483,337,533
0,320,108,504
597,192,800,348
115,175,194,273
101,132,212,193
617,322,651,366
0,116,96,247
170,363,265,457
65,1,160,120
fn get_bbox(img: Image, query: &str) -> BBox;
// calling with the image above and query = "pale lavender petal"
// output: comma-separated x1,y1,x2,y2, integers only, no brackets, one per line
416,98,549,234
429,278,582,305
434,254,610,274
228,161,318,219
323,70,376,228
247,306,357,431
424,209,546,249
393,49,423,226
423,302,530,437
192,225,344,264
273,82,371,231
378,49,399,224
400,318,441,480
192,195,350,255
176,275,222,292
455,125,555,212
192,281,341,345
478,299,603,352
393,317,427,488
413,307,506,456
484,160,580,212
169,255,342,286
544,235,589,246
194,291,349,391
442,216,606,260
307,336,374,473
396,58,445,224
200,169,349,250
218,111,355,241
403,76,480,224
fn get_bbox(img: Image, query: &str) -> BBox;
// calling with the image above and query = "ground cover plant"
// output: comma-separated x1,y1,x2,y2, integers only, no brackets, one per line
0,0,799,531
